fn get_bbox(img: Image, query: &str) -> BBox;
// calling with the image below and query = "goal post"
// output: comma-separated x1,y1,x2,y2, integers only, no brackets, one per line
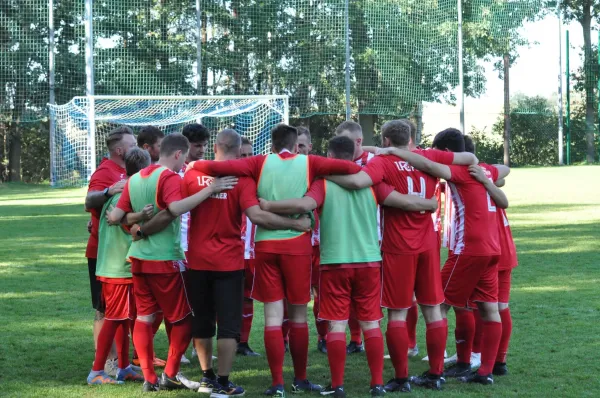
48,95,289,187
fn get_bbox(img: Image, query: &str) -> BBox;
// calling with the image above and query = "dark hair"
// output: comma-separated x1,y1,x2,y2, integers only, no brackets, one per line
327,136,355,161
381,120,410,147
159,134,190,157
334,120,362,136
137,125,164,147
431,128,465,153
464,135,475,154
296,126,311,142
401,119,417,143
124,147,151,176
216,129,242,154
241,136,252,146
271,124,298,152
182,123,210,143
105,126,134,152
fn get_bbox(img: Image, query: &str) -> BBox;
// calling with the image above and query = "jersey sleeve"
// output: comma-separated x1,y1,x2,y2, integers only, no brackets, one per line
308,155,361,180
238,178,260,212
362,156,387,184
372,182,394,204
305,179,326,208
88,167,112,192
115,180,133,212
158,171,183,209
447,165,472,183
421,148,454,165
191,156,264,180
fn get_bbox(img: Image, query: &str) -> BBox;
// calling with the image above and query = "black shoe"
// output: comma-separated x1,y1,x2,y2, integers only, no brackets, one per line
459,371,494,385
159,372,187,391
237,342,261,357
409,372,443,390
320,385,345,397
317,339,328,354
265,384,286,397
142,380,160,392
346,341,365,354
211,380,246,397
369,384,386,396
284,341,290,353
493,362,508,376
292,378,323,393
198,377,218,394
384,378,411,392
443,362,471,378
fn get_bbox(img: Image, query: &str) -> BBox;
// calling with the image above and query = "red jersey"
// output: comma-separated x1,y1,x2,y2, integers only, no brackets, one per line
191,151,361,255
86,158,126,259
182,167,259,271
446,165,501,256
362,148,454,254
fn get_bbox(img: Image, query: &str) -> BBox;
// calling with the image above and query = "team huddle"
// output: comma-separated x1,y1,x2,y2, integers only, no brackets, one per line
83,119,517,397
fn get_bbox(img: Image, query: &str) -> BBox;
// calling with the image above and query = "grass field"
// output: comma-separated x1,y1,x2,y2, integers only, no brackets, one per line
1,166,600,397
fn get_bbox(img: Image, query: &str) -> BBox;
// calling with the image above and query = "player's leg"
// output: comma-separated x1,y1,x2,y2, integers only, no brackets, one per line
238,259,259,356
311,246,328,354
406,299,419,357
114,284,143,382
347,312,364,354
469,306,483,368
494,269,513,376
282,299,290,352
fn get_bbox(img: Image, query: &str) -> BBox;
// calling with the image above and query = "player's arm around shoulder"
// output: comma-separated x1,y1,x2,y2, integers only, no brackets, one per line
378,183,438,213
379,147,452,180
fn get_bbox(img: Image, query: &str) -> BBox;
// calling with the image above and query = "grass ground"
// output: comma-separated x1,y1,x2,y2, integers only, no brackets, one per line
1,166,600,397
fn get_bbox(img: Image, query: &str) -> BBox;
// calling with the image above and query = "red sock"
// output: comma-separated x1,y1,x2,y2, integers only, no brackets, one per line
425,319,447,376
264,326,285,386
454,309,475,365
472,308,484,353
130,321,137,359
240,300,254,344
497,308,512,363
133,319,157,384
92,319,120,371
478,321,502,375
364,328,384,387
349,316,362,344
289,322,309,380
152,312,164,336
385,320,408,379
164,316,192,378
326,332,347,387
282,304,290,343
407,303,418,349
115,320,131,369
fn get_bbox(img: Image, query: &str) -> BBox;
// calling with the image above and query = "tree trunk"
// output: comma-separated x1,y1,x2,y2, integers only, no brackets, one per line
581,5,596,163
8,122,21,182
503,53,511,166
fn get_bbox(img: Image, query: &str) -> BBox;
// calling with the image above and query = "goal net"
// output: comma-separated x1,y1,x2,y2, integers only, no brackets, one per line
48,95,289,187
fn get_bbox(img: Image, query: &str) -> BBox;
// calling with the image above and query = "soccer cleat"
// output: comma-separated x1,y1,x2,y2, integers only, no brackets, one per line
159,372,187,390
104,358,119,377
408,345,419,358
443,362,471,378
87,370,124,385
493,362,509,376
153,356,167,367
237,342,261,357
116,366,144,382
317,339,327,354
470,352,482,369
369,384,386,396
210,380,246,397
131,364,143,372
180,354,191,365
459,371,494,385
383,378,411,393
346,341,365,354
292,378,323,393
409,372,443,390
199,377,219,394
143,380,160,392
320,385,346,397
176,372,201,390
265,384,286,397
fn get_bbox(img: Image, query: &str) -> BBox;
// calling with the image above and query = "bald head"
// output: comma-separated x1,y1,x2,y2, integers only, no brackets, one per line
214,128,241,159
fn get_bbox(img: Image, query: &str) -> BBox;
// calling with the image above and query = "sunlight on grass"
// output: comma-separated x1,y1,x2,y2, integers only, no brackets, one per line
0,291,60,299
514,285,576,293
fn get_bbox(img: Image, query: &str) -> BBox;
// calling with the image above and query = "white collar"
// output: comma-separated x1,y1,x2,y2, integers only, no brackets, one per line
279,149,292,154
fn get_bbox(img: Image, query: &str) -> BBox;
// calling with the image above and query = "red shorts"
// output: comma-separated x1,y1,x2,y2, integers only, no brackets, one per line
132,272,192,323
252,252,311,305
311,245,321,287
318,265,382,322
244,259,255,299
101,282,136,320
498,269,512,303
441,254,500,307
381,249,444,309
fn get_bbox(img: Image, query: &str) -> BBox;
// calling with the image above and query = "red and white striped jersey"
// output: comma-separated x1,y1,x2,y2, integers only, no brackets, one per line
241,214,257,260
354,151,382,241
178,163,191,269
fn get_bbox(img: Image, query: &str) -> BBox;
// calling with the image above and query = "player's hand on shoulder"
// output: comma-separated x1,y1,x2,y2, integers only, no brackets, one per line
375,147,394,156
209,176,238,193
468,164,487,183
108,180,126,196
259,198,270,211
141,204,154,221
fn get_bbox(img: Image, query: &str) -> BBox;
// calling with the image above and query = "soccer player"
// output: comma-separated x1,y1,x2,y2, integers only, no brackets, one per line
377,131,510,386
296,127,328,354
137,126,164,163
327,121,478,391
87,147,153,385
84,126,136,375
259,136,438,397
183,123,211,163
109,134,237,392
190,124,362,397
182,129,312,397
